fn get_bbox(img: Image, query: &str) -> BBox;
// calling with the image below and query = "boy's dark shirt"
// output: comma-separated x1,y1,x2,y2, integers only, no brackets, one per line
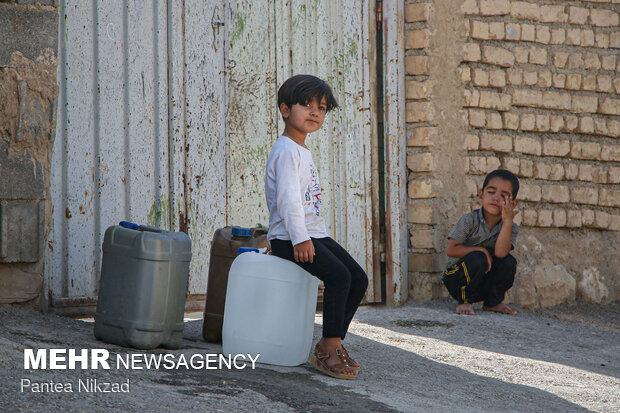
446,207,519,267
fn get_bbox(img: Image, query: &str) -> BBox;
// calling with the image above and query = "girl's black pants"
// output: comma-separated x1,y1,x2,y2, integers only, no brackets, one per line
270,237,368,339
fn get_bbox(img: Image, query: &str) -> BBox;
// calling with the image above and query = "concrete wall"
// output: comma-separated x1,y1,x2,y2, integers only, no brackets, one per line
406,0,620,307
0,0,58,307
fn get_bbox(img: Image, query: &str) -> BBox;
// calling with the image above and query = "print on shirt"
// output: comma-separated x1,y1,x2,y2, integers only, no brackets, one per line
304,163,322,216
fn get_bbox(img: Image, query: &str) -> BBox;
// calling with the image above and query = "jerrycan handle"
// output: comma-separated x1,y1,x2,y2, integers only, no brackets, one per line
119,221,164,233
237,247,259,255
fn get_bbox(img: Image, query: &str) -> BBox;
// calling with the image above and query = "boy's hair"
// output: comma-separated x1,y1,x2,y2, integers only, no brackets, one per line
277,74,339,112
482,169,520,198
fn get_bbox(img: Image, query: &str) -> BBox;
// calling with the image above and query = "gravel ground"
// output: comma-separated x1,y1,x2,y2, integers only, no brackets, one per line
0,299,618,412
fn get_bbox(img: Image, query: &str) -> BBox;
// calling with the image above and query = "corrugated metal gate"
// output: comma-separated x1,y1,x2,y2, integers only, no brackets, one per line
48,0,382,306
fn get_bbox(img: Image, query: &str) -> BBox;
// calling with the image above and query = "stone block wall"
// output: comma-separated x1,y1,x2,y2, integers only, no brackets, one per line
0,1,58,307
406,0,620,306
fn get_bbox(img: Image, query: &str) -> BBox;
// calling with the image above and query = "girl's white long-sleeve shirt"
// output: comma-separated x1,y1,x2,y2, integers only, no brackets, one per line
265,136,328,245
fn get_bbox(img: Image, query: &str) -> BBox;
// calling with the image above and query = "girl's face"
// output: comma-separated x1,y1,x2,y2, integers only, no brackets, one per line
280,96,328,137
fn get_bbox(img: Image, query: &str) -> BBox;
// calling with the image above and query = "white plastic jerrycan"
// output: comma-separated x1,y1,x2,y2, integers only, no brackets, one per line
222,250,319,366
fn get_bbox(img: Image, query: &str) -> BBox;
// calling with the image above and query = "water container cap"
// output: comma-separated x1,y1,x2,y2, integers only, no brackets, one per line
119,221,139,230
237,247,259,255
231,227,252,238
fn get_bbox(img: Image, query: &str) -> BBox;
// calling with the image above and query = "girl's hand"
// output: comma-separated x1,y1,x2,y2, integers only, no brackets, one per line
294,239,315,263
500,194,519,222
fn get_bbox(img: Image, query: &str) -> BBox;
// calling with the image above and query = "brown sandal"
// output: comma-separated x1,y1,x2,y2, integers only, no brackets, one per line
340,345,360,371
310,343,357,380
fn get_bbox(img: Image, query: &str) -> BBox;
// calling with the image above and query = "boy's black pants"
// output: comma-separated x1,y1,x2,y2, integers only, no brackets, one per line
442,251,516,307
270,237,368,339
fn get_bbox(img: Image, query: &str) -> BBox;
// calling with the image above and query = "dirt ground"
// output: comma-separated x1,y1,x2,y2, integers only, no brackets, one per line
0,299,618,412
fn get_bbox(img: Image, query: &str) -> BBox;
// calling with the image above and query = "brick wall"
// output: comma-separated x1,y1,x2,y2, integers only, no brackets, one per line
406,0,620,306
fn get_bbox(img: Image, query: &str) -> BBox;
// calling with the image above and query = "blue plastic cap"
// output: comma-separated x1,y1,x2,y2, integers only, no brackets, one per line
231,227,252,238
119,221,140,230
237,247,259,255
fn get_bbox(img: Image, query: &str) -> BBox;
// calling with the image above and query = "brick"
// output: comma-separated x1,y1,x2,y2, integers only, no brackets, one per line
503,157,520,174
406,3,431,22
594,211,611,230
522,210,537,226
565,74,582,90
579,117,595,134
464,133,480,150
542,184,570,203
464,89,480,107
568,53,584,69
609,167,620,184
523,71,538,86
612,215,620,232
406,102,435,122
594,118,609,135
552,73,566,89
568,7,589,25
471,21,490,40
571,142,601,159
407,80,433,100
408,127,437,147
582,74,597,91
478,91,512,111
406,56,429,75
482,46,515,67
584,53,601,70
460,67,471,84
572,96,599,113
506,23,521,41
408,178,441,199
553,210,567,227
540,5,567,23
549,164,565,181
407,29,430,49
486,112,503,129
486,157,501,172
601,144,620,161
589,9,619,27
565,164,578,180
582,210,595,227
407,152,434,172
600,98,620,115
469,110,486,128
596,33,610,49
511,2,540,21
535,114,550,131
537,210,553,227
512,89,542,107
506,69,522,85
514,46,529,64
465,177,479,197
408,201,435,224
613,78,620,94
566,210,581,228
469,157,487,174
480,132,512,152
521,24,536,42
473,69,489,86
543,139,570,157
566,28,582,46
461,0,479,15
535,162,551,179
578,164,596,182
550,29,565,45
520,114,536,131
410,229,435,249
520,159,533,177
542,91,572,111
581,30,595,48
601,55,616,71
571,187,599,205
503,112,519,130
550,115,564,132
514,136,542,155
611,32,620,49
480,0,510,15
553,52,569,68
537,71,552,87
564,116,578,132
608,119,620,137
536,26,550,44
463,43,481,62
489,69,506,88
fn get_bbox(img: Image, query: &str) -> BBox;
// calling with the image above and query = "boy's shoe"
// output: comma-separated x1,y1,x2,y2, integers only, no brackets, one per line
310,343,357,380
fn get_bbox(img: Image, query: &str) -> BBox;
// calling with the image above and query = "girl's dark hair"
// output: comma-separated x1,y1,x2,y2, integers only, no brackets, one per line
482,169,520,198
277,74,339,112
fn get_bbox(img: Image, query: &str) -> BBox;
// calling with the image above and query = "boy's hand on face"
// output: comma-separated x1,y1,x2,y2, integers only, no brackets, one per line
500,194,519,222
294,239,315,263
